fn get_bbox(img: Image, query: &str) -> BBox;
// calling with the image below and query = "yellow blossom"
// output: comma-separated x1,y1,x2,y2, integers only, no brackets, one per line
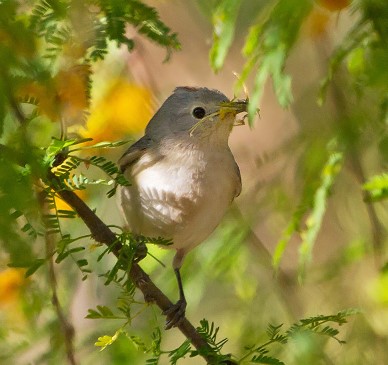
81,80,154,142
0,268,26,305
54,190,87,211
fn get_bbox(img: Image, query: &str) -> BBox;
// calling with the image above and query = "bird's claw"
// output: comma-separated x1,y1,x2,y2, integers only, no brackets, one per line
134,241,147,263
163,299,187,330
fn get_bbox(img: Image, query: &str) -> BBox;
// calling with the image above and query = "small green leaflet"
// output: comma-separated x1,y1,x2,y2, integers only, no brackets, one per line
209,0,241,72
363,173,388,202
298,151,343,281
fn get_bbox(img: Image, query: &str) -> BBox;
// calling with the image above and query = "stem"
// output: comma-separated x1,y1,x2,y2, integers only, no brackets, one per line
40,193,78,365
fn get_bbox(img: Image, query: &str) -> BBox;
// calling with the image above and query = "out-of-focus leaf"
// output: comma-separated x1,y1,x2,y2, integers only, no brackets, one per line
318,24,369,105
298,151,343,281
238,0,312,123
209,0,241,72
347,47,366,76
105,0,181,60
272,207,306,272
363,173,388,202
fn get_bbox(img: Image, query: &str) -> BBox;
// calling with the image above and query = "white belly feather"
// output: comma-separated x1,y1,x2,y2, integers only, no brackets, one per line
120,146,239,251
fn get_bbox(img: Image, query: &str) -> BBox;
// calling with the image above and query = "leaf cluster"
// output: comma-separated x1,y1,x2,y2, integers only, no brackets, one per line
208,0,388,126
239,309,359,364
206,0,388,278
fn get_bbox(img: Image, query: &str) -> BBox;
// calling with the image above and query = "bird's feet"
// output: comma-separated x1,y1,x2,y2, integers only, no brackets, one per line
133,241,147,263
163,298,187,330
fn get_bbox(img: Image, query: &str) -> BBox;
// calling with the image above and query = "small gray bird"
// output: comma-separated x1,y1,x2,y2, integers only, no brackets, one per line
119,87,247,328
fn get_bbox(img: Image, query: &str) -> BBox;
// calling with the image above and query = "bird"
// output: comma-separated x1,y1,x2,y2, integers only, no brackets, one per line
118,86,247,328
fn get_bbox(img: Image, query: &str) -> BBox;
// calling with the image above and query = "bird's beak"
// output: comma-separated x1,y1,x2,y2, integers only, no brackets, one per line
219,99,248,119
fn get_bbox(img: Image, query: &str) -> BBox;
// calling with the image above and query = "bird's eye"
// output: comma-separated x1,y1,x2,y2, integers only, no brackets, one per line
192,107,206,119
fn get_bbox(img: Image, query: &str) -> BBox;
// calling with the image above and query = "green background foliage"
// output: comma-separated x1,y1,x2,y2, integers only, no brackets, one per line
0,0,387,364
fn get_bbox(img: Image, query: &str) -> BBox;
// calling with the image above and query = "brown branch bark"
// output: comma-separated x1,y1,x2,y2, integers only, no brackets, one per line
55,188,233,364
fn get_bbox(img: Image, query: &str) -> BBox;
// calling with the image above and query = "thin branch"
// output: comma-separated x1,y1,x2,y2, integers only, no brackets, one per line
46,234,78,365
55,187,234,365
2,73,28,126
39,192,78,365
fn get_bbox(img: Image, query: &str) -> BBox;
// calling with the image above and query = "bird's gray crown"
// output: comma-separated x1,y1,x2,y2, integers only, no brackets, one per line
145,87,230,140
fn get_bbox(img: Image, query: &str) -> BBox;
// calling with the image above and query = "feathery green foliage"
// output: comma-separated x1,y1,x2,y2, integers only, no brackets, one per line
209,0,241,72
1,1,386,364
239,309,359,364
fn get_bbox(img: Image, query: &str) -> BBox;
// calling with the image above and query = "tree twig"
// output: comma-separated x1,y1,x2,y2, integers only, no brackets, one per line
55,187,233,364
39,192,78,365
46,233,78,365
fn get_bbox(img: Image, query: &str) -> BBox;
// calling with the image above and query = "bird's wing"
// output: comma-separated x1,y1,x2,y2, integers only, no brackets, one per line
118,136,154,172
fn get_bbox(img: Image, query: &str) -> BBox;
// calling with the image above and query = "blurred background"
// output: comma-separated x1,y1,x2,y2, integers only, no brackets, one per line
0,0,387,364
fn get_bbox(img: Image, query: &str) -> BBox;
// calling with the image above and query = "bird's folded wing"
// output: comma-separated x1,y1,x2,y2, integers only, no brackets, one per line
119,136,154,172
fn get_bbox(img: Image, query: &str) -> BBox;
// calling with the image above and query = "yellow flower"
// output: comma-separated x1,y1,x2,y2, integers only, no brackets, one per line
0,268,26,305
17,65,90,123
82,80,154,142
55,65,90,122
54,190,87,211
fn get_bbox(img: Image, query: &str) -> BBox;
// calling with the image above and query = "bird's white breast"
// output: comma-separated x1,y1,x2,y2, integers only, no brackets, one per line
120,142,240,252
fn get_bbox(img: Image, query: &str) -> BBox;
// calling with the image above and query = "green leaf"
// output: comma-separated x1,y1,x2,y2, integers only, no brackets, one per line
363,173,388,202
99,0,180,61
238,0,312,122
251,354,285,365
298,151,343,281
76,258,88,267
128,335,148,353
55,246,85,264
169,340,191,365
46,138,91,159
144,327,162,364
243,24,262,57
25,259,46,277
209,0,241,72
95,329,122,351
272,207,306,272
196,319,228,355
86,305,125,320
69,140,130,152
318,24,369,105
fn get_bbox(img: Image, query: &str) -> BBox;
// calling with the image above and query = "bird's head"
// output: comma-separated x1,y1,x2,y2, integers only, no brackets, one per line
145,87,248,144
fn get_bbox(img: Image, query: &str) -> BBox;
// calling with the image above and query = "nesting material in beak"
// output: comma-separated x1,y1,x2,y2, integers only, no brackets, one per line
189,99,249,136
219,99,249,124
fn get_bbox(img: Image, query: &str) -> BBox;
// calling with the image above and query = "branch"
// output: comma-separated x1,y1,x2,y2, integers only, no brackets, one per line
55,188,234,364
46,230,78,365
36,190,78,365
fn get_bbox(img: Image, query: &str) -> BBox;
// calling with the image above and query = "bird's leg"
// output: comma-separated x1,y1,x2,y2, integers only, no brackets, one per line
133,235,147,263
163,250,187,329
164,268,187,329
